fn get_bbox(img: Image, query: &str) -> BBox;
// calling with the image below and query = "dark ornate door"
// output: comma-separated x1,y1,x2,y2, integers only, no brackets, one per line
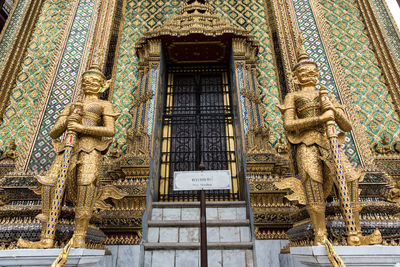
159,65,238,201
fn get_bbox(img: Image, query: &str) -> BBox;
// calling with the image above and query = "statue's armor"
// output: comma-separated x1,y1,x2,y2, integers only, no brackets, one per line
282,91,360,186
36,101,112,187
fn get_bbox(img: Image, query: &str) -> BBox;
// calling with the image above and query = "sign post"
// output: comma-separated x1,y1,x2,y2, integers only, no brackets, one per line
200,189,207,267
174,170,232,267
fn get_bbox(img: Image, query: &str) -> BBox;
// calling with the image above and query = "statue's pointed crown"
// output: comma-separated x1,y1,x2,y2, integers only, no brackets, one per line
83,64,106,80
293,36,317,71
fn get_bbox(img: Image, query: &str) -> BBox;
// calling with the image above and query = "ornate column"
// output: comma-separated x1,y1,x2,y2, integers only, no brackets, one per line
0,0,46,123
356,0,400,115
16,0,102,172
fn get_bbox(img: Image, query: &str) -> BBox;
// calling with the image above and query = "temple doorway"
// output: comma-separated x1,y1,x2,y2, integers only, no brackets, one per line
159,64,239,201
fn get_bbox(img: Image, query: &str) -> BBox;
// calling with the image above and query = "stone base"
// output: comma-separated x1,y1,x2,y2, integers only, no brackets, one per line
0,248,105,266
290,245,400,267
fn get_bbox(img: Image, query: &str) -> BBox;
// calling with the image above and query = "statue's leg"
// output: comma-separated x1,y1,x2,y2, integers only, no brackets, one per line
37,184,55,241
297,144,327,245
303,178,327,245
17,154,62,249
73,183,97,248
17,184,56,249
347,180,382,244
72,151,100,248
347,180,361,235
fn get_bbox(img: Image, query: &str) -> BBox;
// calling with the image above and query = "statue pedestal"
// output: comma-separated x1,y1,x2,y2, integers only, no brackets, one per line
290,245,400,267
0,248,105,266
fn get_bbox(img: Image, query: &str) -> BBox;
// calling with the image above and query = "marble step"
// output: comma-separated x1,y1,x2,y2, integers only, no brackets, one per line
144,249,254,267
143,242,253,250
147,225,251,243
148,219,250,227
151,206,247,221
152,201,246,208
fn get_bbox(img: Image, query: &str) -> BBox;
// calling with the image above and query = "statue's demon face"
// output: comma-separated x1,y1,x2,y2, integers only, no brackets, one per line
82,74,104,95
294,63,319,87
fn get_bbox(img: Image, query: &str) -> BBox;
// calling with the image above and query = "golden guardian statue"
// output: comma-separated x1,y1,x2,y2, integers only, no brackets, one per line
276,44,381,246
18,65,118,249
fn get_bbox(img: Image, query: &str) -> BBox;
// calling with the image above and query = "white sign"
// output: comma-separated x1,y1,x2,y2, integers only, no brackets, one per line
173,170,232,191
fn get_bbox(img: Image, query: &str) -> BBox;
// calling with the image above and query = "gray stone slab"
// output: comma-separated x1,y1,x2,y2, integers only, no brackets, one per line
148,227,159,243
152,250,175,267
180,227,199,243
144,251,152,267
220,226,240,242
182,207,200,220
176,250,199,267
105,245,118,267
0,248,105,267
97,254,113,267
246,249,254,267
151,208,163,220
206,207,218,220
159,227,178,243
207,227,220,243
254,239,285,267
117,246,140,267
240,226,250,242
237,207,247,220
163,208,181,220
223,250,246,267
279,252,305,267
208,250,222,267
291,245,400,267
218,207,237,220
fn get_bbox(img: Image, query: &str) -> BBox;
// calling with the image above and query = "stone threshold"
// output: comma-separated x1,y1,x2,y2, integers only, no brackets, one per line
148,219,250,227
152,201,246,208
143,242,253,250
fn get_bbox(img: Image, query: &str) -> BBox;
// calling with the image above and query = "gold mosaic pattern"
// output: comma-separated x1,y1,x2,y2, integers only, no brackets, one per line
320,0,400,145
112,0,281,146
0,0,69,150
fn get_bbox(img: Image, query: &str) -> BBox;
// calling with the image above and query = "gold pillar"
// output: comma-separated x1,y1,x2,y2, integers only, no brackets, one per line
88,0,119,69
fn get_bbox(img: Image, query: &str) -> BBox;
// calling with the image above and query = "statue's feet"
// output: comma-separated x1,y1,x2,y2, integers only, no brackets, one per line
313,230,328,246
17,237,53,249
71,235,85,248
359,228,382,245
347,232,361,246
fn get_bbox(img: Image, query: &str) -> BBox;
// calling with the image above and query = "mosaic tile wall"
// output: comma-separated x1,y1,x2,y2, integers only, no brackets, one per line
0,0,69,151
0,0,29,68
320,0,400,146
213,0,281,144
111,0,181,147
371,0,400,63
292,0,361,166
27,0,97,171
112,0,281,148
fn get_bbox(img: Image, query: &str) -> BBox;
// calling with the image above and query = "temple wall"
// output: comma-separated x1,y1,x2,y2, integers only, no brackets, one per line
319,0,400,148
0,0,29,67
0,0,69,155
